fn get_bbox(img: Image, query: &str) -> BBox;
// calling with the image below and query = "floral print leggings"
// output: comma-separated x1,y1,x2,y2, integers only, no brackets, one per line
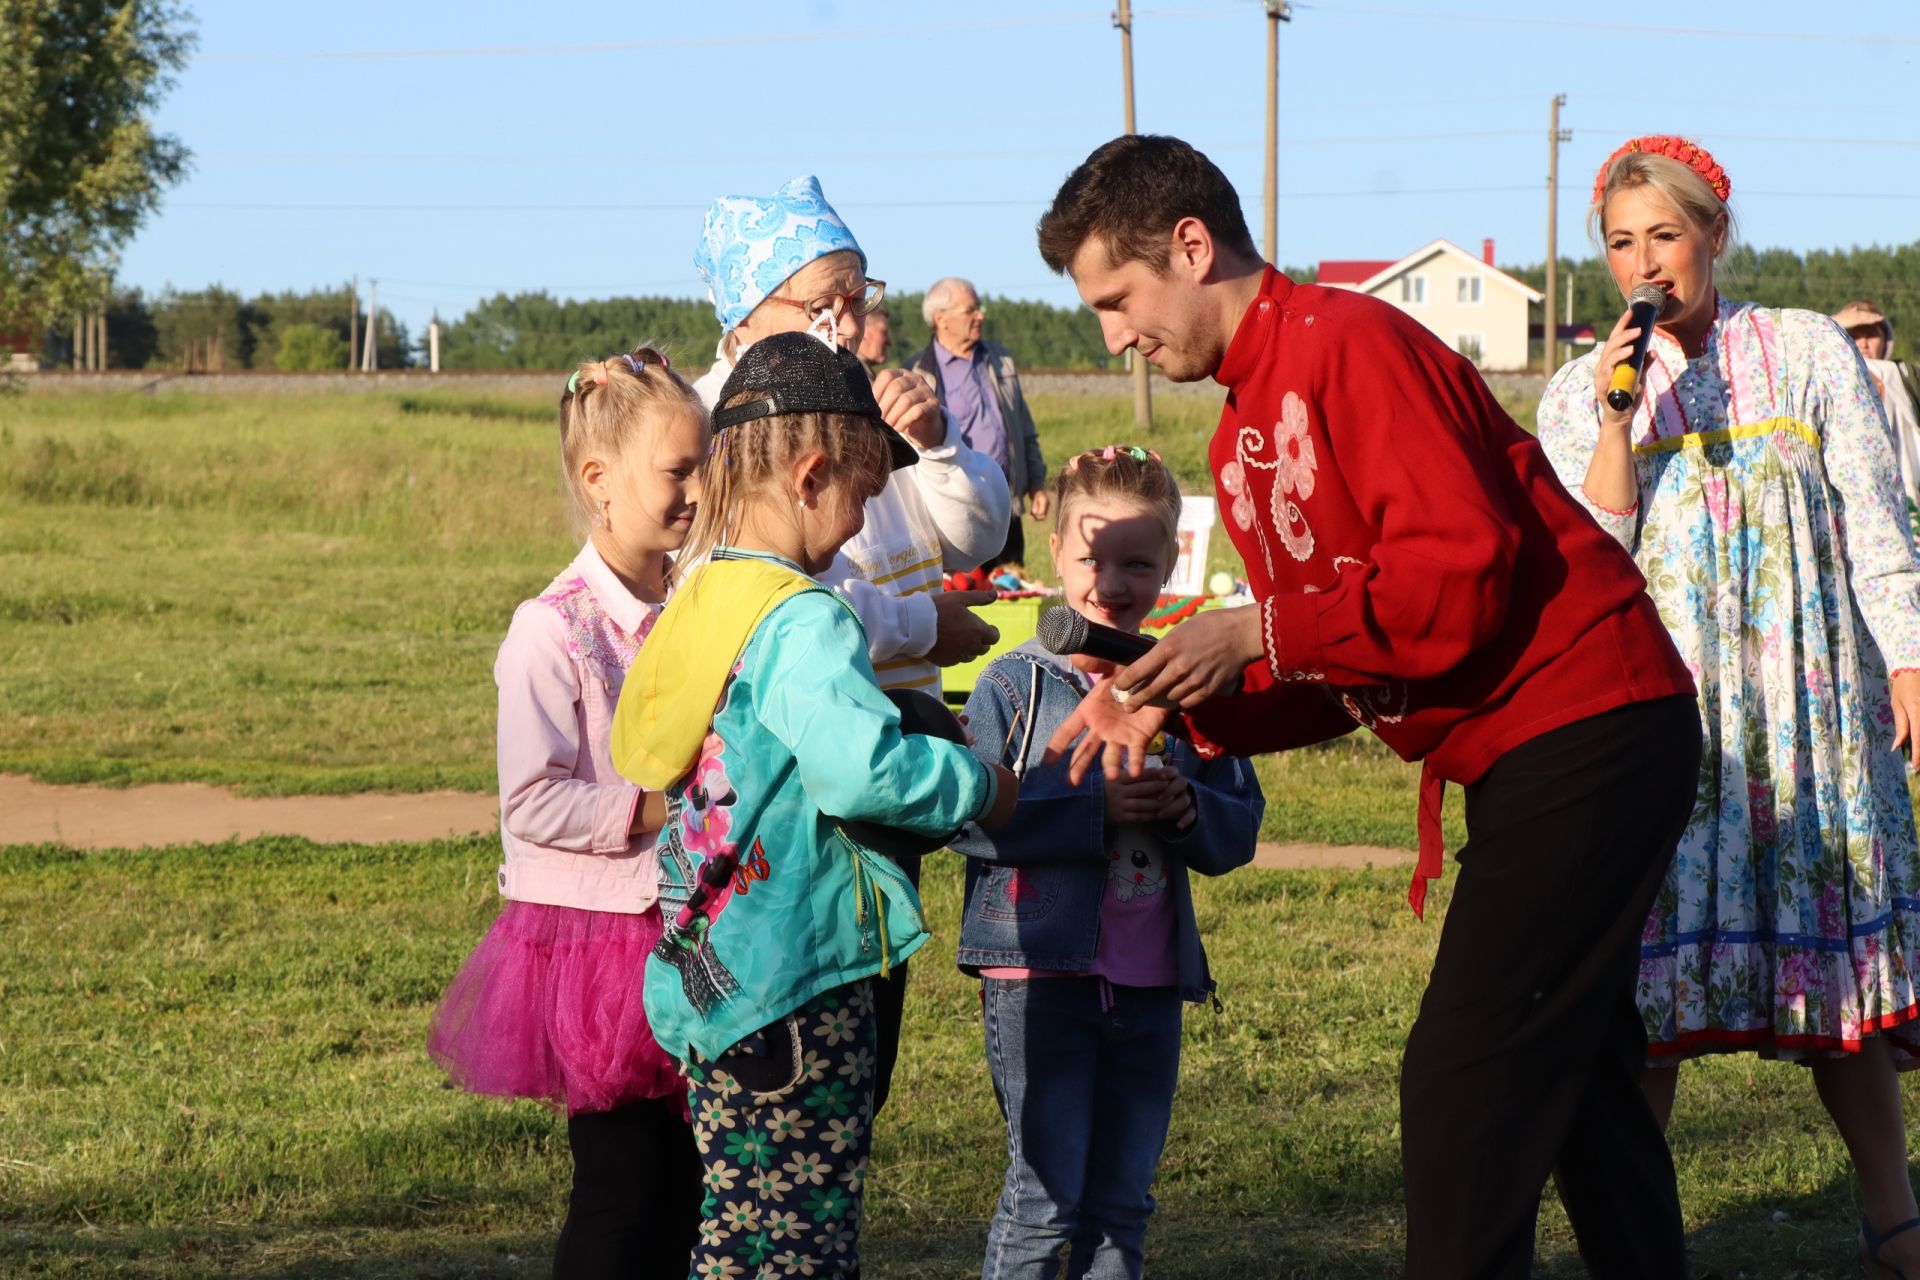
684,981,877,1279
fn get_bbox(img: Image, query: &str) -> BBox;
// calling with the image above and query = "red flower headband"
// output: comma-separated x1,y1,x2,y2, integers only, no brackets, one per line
1591,135,1730,206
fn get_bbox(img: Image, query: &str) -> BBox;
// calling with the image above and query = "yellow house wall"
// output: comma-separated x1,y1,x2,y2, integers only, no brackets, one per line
1362,252,1534,371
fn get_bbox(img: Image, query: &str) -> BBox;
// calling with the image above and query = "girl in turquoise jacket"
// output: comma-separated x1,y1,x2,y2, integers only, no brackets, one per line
613,332,1017,1279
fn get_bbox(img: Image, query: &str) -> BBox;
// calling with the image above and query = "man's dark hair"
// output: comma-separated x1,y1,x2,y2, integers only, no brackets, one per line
1037,134,1258,275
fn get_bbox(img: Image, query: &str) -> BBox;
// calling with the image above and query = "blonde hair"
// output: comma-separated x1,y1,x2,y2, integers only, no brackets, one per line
678,406,892,570
1052,446,1183,582
1589,151,1735,257
557,346,705,537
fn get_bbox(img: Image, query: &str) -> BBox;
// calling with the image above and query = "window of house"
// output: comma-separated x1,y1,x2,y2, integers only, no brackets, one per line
1456,333,1484,364
1400,275,1426,305
1456,275,1483,304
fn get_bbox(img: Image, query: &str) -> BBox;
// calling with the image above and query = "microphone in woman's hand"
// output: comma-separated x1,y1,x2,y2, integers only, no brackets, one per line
1037,605,1156,665
1606,283,1667,411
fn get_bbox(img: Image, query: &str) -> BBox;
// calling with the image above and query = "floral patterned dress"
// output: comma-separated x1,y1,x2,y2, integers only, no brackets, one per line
1539,298,1920,1062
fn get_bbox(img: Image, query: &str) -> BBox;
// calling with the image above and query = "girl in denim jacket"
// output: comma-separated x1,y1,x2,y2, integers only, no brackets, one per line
428,349,709,1279
954,447,1264,1280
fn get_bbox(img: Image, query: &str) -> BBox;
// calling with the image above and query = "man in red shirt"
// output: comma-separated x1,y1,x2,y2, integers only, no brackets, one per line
1037,134,1699,1278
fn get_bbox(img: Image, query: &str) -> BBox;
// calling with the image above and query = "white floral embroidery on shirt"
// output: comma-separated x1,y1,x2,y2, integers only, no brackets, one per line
1270,392,1318,561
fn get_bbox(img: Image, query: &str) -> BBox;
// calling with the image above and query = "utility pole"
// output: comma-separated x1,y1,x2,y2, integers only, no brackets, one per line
1114,0,1152,430
1263,2,1293,264
1544,93,1569,374
348,275,359,372
428,320,441,373
362,279,379,372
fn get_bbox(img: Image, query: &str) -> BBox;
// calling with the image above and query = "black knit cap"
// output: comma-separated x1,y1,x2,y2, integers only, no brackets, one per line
712,331,917,470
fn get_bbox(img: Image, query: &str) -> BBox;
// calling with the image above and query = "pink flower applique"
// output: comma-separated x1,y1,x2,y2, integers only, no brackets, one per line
1268,392,1318,562
1220,459,1255,532
1275,392,1318,500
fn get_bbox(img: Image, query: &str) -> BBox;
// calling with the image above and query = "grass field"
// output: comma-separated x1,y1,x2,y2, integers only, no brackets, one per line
0,387,1483,847
3,388,1913,1277
0,836,1895,1278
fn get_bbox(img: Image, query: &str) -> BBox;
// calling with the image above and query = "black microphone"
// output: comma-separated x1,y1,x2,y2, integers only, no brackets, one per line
1605,282,1668,411
1037,605,1155,665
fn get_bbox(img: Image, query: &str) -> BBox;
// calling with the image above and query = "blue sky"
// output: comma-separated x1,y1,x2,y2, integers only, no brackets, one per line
117,1,1920,337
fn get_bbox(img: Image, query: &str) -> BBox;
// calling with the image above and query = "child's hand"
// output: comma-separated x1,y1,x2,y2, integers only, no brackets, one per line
632,790,670,836
1104,769,1172,826
979,763,1020,831
1155,771,1196,830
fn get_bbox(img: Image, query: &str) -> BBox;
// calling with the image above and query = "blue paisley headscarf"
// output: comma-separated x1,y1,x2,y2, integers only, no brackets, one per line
693,176,866,334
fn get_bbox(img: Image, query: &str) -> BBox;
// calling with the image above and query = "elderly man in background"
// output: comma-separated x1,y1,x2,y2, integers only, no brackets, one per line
1835,299,1920,515
909,277,1047,570
857,303,892,372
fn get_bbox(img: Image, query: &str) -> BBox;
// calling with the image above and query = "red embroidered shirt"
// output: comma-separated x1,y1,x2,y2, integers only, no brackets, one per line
1188,269,1694,914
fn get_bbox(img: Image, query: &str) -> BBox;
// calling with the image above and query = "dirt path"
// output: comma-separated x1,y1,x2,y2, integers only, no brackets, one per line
0,774,498,849
1,774,1414,867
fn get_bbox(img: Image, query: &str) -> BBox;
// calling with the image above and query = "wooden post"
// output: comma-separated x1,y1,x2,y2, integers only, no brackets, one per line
362,280,379,372
348,275,359,372
1262,2,1292,264
1544,93,1567,374
93,310,106,370
1114,0,1152,430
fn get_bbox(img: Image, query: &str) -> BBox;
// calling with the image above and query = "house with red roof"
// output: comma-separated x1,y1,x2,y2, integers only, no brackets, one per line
1317,238,1542,371
1,329,39,373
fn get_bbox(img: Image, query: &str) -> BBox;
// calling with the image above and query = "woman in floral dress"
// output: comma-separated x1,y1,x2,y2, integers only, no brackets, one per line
1538,135,1920,1277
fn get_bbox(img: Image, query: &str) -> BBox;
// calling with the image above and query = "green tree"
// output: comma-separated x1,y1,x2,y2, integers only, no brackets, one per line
273,323,349,372
0,2,195,329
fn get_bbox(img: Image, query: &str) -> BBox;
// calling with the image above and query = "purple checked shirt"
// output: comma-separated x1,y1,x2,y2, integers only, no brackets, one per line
935,339,1011,478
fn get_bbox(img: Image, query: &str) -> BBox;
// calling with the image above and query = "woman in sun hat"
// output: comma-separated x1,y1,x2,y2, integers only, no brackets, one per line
1539,135,1920,1277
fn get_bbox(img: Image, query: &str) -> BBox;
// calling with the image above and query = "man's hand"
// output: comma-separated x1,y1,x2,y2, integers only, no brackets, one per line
872,368,945,449
1043,675,1173,785
925,588,998,666
1028,488,1050,520
1112,605,1261,710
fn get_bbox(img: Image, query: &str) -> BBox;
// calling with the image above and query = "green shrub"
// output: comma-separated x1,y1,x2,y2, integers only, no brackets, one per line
273,323,350,372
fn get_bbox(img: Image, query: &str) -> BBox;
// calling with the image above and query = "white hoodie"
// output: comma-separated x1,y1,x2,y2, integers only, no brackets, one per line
694,348,1012,694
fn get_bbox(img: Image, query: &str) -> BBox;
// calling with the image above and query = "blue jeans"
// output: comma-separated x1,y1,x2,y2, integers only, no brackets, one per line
980,976,1183,1280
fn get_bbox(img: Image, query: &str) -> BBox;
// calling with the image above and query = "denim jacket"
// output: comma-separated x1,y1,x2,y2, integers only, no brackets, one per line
951,642,1263,1003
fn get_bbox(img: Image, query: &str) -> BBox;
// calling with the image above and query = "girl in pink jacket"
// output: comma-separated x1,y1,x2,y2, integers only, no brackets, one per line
428,348,709,1279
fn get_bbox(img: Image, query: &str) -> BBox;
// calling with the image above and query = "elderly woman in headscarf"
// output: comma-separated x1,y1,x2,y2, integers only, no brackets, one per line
1538,136,1920,1277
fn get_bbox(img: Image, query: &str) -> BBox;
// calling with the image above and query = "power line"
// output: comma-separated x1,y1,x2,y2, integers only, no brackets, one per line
1292,4,1920,45
191,12,1106,61
171,185,1544,214
1576,129,1920,150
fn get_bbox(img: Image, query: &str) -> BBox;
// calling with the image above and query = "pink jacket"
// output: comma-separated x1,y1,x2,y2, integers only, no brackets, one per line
494,542,662,913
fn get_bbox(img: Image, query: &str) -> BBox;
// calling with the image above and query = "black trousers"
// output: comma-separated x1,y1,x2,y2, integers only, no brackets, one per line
553,1097,703,1280
1400,695,1699,1280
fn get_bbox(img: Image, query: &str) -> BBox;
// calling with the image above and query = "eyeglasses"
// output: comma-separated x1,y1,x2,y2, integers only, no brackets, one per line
943,304,985,318
761,279,887,321
564,344,672,396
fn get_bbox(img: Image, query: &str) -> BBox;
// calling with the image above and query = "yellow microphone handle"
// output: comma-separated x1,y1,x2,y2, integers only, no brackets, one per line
1606,362,1638,411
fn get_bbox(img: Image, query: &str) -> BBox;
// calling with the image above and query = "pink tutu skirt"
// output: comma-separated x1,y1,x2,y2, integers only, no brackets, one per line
428,900,685,1116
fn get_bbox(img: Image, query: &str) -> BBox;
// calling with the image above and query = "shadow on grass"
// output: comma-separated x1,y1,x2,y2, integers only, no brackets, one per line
1674,1167,1877,1279
3,1224,553,1279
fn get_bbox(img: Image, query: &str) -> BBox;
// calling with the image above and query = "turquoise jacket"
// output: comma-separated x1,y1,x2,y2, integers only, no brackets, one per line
641,550,996,1062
